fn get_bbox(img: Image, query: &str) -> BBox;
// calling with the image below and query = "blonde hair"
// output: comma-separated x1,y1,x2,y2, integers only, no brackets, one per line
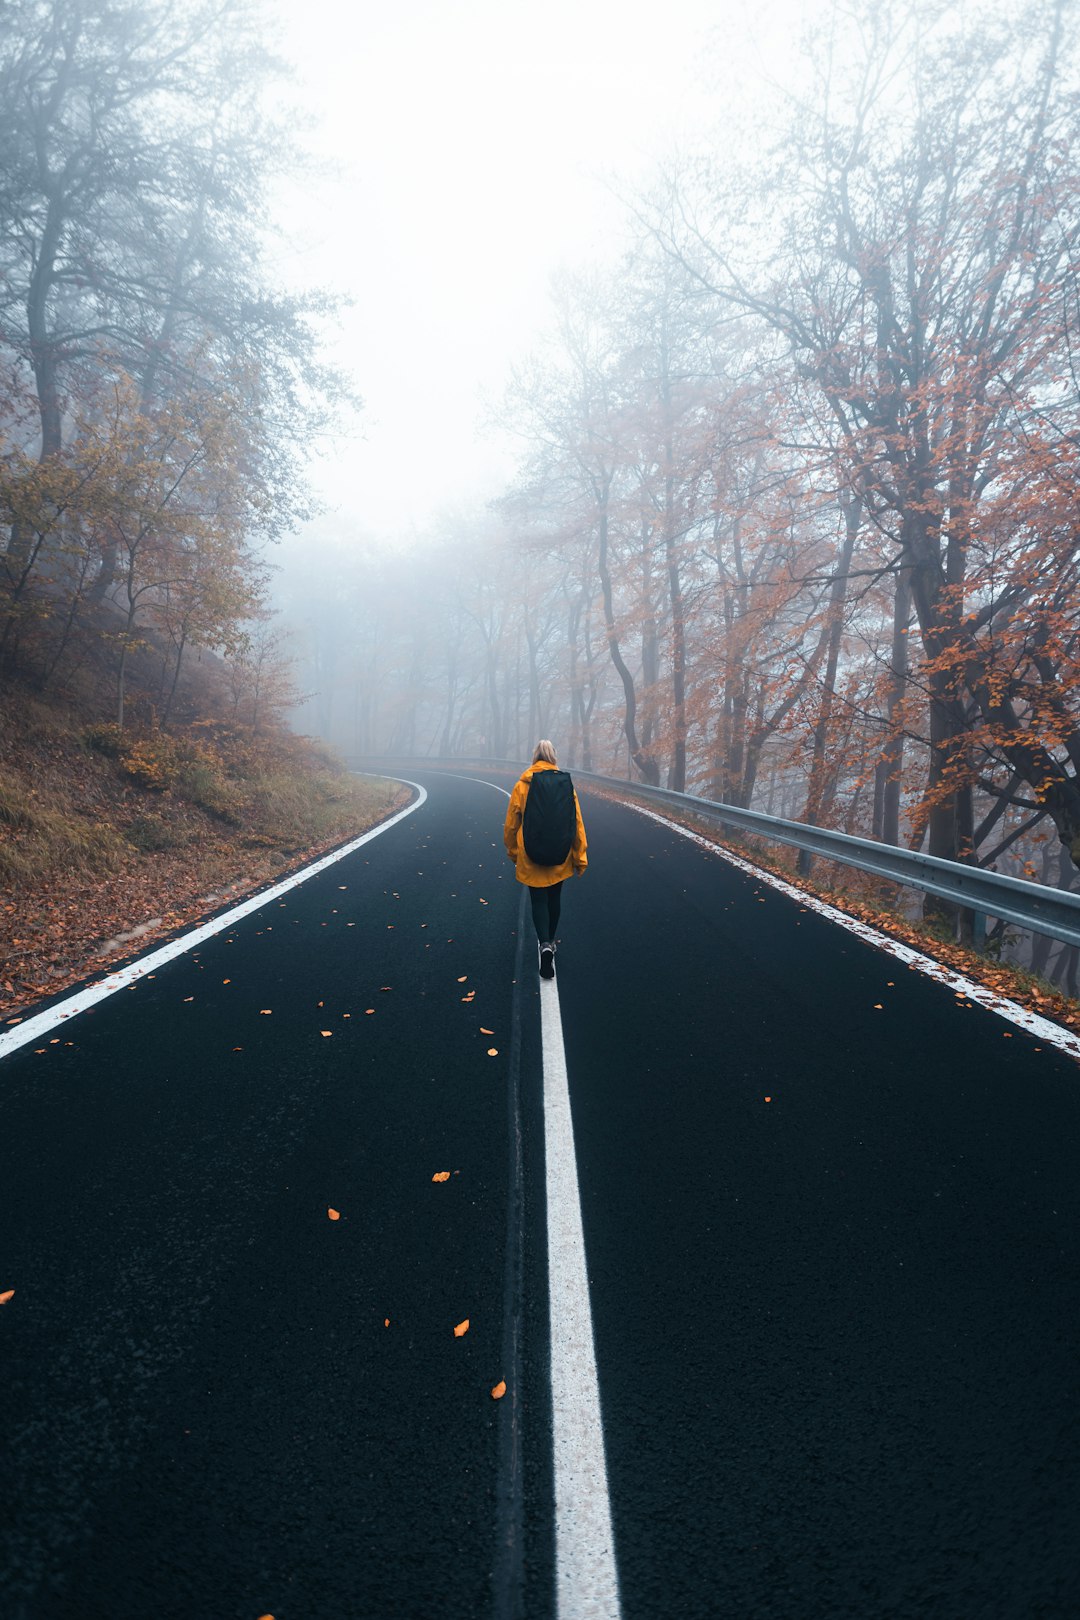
533,739,557,765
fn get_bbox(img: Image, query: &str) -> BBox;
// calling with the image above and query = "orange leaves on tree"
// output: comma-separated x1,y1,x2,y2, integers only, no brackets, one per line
491,1381,506,1400
327,1208,341,1221
453,1319,470,1337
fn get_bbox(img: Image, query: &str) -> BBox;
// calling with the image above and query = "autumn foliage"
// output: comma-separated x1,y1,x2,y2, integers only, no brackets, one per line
295,0,1080,994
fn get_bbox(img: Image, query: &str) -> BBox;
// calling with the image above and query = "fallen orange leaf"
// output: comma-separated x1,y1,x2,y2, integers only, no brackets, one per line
764,1096,772,1102
432,1171,450,1182
454,1318,470,1337
487,1048,499,1056
0,1289,14,1304
327,1208,341,1221
491,1380,506,1400
384,1318,390,1327
457,975,468,982
320,1030,332,1037
260,1009,272,1015
480,1027,494,1035
365,1008,375,1014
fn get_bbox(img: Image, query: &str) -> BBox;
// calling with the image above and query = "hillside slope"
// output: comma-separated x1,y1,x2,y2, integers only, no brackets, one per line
0,684,406,1019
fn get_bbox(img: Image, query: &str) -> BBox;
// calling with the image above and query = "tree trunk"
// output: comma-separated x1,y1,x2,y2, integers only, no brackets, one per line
798,493,859,875
596,497,658,783
873,566,912,844
162,629,189,726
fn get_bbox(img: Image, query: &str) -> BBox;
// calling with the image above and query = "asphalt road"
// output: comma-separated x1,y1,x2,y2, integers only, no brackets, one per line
1,767,1078,1619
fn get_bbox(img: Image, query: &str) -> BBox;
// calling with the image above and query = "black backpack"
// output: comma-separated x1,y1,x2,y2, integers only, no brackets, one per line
522,769,576,867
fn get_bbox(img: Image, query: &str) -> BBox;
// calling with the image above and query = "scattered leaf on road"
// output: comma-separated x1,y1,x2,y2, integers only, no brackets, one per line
260,1009,272,1015
432,1171,450,1183
327,1208,341,1221
0,1289,14,1304
480,1027,494,1035
320,1030,332,1037
454,1319,470,1337
487,1048,498,1056
491,1381,506,1400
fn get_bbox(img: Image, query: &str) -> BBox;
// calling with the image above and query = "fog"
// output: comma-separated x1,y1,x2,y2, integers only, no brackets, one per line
3,0,1079,993
268,0,799,533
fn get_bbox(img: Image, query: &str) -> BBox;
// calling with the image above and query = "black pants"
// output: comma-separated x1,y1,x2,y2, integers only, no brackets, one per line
528,881,563,945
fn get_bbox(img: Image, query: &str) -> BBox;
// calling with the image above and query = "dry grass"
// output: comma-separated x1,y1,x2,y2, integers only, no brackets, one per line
0,768,128,885
0,675,410,1012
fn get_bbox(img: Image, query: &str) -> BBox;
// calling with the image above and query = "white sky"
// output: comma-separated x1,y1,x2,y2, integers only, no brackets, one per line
269,0,807,539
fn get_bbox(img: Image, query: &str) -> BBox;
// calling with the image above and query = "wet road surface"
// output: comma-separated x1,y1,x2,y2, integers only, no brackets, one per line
1,768,1078,1618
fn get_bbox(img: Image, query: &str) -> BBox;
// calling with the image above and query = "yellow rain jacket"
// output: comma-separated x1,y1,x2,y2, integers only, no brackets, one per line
504,760,588,887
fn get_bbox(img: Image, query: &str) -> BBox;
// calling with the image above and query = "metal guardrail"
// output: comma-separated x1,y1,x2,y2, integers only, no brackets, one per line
354,755,1080,951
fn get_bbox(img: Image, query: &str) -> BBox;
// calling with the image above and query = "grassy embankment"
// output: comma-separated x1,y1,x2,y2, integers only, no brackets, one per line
0,687,407,1019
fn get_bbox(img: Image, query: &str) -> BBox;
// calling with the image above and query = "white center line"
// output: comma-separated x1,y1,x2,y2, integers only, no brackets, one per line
392,766,623,1613
540,975,622,1620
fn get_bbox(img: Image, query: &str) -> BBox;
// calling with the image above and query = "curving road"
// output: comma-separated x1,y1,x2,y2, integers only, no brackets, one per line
1,767,1078,1619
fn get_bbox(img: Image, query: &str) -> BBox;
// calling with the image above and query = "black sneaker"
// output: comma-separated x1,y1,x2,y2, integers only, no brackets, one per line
539,943,555,979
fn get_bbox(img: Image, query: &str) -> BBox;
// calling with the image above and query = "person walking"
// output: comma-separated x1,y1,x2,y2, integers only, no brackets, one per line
504,740,588,979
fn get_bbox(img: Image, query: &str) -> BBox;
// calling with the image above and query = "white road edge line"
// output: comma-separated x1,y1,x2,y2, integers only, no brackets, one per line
0,783,427,1063
540,976,623,1620
626,799,1080,1065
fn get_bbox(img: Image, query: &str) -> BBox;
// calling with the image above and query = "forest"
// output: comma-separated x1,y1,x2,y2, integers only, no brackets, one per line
3,0,1080,995
287,0,1080,986
0,0,345,732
